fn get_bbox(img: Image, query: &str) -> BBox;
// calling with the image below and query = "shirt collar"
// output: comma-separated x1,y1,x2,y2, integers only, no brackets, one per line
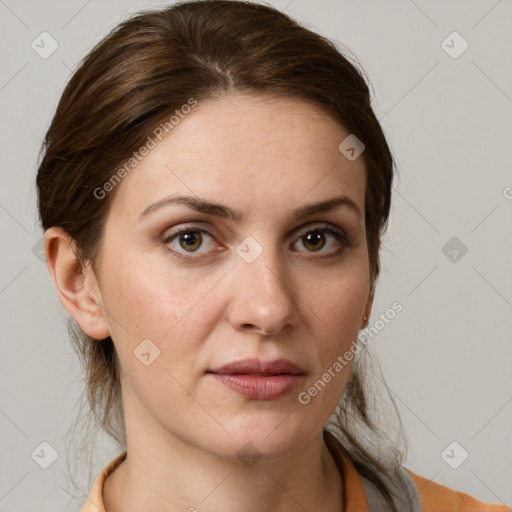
80,444,370,512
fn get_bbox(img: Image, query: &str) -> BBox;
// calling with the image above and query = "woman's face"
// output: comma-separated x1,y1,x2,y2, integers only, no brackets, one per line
90,92,371,461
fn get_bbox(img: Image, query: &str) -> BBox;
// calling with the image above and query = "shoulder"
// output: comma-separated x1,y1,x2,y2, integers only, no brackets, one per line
406,469,512,512
80,451,127,512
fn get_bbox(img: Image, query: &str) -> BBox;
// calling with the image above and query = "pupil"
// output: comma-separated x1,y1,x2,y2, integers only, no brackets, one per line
181,232,202,251
305,232,325,251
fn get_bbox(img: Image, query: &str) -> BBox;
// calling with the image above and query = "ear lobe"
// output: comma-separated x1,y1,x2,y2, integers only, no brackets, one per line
44,227,110,340
361,293,373,330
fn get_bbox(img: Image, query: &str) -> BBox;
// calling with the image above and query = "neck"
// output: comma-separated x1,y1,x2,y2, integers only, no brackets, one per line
103,428,344,512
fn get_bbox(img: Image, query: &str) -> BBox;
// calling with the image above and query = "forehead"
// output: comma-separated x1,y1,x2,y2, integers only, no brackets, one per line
109,92,367,224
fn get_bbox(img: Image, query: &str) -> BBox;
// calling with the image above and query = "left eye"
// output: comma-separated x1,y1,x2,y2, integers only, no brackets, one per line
163,225,349,260
292,227,349,255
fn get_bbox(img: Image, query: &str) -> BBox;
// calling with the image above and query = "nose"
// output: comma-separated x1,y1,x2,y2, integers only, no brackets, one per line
227,241,300,337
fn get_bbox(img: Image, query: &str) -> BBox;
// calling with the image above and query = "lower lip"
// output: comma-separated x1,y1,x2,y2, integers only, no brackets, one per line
209,373,303,400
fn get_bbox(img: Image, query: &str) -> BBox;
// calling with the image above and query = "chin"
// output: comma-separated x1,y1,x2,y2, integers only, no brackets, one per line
211,413,316,464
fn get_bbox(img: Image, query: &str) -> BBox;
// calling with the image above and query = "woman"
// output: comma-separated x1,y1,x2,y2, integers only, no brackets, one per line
36,1,511,511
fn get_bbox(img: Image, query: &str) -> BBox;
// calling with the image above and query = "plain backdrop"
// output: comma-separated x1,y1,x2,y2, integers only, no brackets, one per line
0,0,511,510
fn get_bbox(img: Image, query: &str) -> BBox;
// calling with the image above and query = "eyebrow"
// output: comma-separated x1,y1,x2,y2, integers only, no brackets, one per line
139,194,362,222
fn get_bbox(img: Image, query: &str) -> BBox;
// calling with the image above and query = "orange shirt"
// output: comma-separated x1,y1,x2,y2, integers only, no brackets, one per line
80,450,511,512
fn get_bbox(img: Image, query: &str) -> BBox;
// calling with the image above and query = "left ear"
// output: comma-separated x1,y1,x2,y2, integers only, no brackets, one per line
361,292,373,329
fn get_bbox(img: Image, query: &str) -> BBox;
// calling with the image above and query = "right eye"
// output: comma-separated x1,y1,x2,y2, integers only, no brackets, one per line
163,227,220,259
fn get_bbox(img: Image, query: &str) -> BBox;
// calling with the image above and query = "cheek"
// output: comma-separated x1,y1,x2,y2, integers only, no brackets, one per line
308,267,369,345
101,253,224,370
102,252,190,332
301,269,367,405
299,277,366,416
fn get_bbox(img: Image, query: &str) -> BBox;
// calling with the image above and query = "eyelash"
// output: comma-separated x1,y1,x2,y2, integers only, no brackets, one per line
162,224,351,261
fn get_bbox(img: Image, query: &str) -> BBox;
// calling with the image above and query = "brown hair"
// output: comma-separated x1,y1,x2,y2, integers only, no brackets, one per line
36,1,406,508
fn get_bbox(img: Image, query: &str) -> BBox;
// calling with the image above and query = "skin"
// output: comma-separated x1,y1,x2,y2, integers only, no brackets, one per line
45,91,373,512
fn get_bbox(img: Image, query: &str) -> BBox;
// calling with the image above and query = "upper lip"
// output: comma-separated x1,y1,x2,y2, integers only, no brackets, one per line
207,358,305,376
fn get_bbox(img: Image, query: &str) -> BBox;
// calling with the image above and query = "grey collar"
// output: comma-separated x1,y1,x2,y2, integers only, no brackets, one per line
360,466,422,512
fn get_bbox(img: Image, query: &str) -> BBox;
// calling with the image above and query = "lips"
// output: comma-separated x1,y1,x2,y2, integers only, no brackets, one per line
207,358,305,376
207,358,305,400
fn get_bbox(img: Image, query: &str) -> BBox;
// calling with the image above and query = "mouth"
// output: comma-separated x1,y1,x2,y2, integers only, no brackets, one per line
206,358,305,400
207,358,305,376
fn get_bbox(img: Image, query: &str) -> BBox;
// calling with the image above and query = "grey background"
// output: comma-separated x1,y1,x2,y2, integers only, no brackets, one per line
0,0,511,510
